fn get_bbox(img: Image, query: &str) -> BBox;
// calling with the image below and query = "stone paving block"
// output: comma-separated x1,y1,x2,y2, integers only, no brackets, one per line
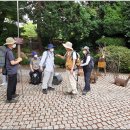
0,69,130,129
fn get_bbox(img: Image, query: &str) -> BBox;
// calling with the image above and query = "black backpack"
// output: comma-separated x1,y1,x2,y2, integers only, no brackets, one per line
31,71,41,85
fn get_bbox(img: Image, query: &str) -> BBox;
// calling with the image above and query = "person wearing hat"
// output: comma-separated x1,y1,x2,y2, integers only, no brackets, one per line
4,37,22,103
56,41,78,95
29,51,42,83
39,43,55,94
80,46,94,95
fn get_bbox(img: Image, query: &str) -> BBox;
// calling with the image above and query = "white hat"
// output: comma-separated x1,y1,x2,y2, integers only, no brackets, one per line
4,37,16,45
82,46,90,53
63,41,73,50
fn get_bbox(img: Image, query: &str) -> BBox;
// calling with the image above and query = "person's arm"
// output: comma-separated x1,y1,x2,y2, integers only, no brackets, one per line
30,59,34,72
70,52,76,74
10,58,22,65
39,51,47,71
80,56,91,67
55,54,65,59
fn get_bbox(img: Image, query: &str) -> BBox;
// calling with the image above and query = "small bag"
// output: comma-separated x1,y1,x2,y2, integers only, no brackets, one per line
2,66,7,75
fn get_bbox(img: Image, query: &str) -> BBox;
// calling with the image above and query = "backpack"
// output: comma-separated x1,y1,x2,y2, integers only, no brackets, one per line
0,46,7,68
71,51,81,67
52,73,63,85
88,56,94,69
31,71,41,85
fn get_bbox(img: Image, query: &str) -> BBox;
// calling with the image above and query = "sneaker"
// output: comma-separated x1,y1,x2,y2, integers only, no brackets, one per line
0,83,7,86
48,87,55,91
82,89,90,95
64,91,73,95
42,89,47,94
12,94,19,99
6,99,17,103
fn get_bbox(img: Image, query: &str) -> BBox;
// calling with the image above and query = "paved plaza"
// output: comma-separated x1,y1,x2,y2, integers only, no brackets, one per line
0,68,130,129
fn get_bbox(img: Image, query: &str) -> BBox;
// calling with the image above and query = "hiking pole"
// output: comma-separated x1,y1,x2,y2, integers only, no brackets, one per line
17,0,24,97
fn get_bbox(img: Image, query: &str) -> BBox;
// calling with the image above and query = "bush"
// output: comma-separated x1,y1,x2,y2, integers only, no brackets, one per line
21,58,30,65
55,57,65,68
106,46,130,73
96,37,125,46
54,46,66,67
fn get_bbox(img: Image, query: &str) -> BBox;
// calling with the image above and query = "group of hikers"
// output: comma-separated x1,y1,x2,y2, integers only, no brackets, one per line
0,37,94,103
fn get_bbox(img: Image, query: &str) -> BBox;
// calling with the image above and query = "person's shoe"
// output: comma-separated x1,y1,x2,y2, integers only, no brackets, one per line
64,91,73,95
48,87,55,91
0,83,7,86
42,89,47,94
6,99,18,103
12,94,19,99
82,89,90,95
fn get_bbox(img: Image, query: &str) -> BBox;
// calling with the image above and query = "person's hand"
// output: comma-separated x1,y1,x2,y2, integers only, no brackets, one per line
18,57,22,62
40,67,43,72
55,54,61,57
70,68,73,74
31,69,34,72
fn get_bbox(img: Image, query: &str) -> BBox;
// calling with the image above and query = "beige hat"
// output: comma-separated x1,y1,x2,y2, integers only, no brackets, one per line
63,41,73,50
4,37,16,45
82,46,90,53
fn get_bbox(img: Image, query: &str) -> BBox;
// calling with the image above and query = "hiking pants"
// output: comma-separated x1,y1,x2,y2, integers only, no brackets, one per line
42,70,54,89
7,73,17,100
66,70,78,94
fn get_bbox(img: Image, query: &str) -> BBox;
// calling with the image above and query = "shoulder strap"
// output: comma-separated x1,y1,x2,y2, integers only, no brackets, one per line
44,51,49,64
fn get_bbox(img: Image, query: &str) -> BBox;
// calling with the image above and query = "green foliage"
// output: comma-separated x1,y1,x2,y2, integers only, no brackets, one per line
96,37,125,46
21,58,30,65
54,46,66,67
55,57,65,68
103,2,125,36
21,22,37,39
106,46,130,73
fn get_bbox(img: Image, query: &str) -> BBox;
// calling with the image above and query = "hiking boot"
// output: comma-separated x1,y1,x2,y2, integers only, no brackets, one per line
6,99,18,103
48,87,55,91
42,89,47,94
12,94,19,99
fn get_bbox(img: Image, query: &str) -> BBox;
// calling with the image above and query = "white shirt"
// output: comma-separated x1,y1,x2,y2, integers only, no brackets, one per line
80,55,91,66
39,51,54,72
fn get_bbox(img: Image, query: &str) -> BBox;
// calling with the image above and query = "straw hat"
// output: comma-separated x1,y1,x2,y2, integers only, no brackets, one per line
63,41,73,50
4,37,16,45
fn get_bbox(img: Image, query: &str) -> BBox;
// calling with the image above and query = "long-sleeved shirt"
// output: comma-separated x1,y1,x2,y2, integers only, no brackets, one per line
80,55,90,67
39,51,54,72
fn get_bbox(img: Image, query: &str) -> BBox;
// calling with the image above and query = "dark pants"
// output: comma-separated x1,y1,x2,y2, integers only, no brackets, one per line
83,68,92,91
29,70,42,82
7,73,17,100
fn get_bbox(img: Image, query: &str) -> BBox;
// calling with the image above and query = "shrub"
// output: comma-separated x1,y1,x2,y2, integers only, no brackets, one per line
96,37,125,46
21,58,30,65
106,46,130,73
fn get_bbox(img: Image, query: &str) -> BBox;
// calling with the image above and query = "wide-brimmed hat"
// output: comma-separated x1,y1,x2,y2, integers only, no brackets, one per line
32,51,37,56
4,37,16,45
46,43,55,49
82,46,90,53
63,41,73,50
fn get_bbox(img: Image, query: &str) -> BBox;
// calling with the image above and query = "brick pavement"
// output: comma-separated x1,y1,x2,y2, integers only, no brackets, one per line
0,68,130,129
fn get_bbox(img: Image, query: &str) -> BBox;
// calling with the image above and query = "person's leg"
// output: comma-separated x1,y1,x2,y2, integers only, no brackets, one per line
42,71,51,93
83,69,92,94
69,70,78,94
12,74,17,95
48,71,54,89
7,75,15,101
65,70,73,93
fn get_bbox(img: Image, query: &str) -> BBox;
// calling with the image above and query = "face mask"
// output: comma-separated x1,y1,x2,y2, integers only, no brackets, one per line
12,44,16,49
50,48,54,52
34,55,38,58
